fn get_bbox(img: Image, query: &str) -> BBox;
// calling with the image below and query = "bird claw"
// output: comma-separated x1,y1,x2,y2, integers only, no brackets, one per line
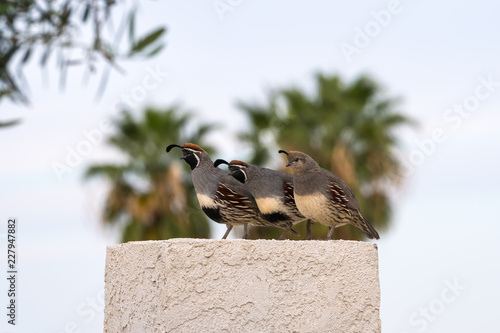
304,220,313,240
222,224,233,239
242,224,249,239
326,225,335,240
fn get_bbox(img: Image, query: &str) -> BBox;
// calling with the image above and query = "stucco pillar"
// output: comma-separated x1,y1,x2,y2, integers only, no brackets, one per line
104,239,381,333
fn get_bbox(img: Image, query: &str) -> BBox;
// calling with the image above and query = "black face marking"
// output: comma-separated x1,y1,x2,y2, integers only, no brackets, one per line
202,207,222,222
262,212,290,223
231,169,247,184
182,153,200,170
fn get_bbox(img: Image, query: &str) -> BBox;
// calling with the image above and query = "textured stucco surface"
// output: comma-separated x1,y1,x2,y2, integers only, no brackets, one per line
104,239,381,333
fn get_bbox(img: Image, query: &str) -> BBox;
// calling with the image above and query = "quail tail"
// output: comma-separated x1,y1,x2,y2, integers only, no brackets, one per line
361,217,380,240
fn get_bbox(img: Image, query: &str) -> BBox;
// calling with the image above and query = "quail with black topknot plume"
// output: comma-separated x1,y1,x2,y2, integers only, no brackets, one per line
279,150,380,240
214,159,312,240
166,143,269,239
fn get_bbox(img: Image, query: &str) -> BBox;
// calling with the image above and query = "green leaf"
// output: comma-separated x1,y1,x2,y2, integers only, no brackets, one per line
0,2,12,15
128,10,136,44
60,3,72,26
0,119,21,128
40,46,52,66
84,164,126,179
82,3,90,22
0,45,20,65
145,44,164,57
130,27,166,55
21,48,31,63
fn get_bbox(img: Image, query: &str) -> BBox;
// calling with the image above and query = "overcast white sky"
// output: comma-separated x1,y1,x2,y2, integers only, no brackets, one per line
1,0,500,332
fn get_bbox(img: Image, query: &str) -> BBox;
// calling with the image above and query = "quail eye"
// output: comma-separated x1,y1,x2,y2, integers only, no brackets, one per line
294,158,299,162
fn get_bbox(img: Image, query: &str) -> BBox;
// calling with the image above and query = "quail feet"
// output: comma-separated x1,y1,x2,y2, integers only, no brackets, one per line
278,230,288,240
305,219,313,240
277,224,299,240
242,224,249,240
326,226,335,240
222,224,233,239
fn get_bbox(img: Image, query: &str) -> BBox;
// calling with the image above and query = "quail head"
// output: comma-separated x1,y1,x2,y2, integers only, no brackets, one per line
166,143,268,239
214,159,311,240
278,150,380,240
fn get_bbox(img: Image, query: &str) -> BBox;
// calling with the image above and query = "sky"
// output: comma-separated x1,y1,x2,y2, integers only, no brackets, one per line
1,0,500,332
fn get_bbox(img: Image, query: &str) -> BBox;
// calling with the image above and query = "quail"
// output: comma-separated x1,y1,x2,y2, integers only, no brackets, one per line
214,159,312,240
278,150,380,240
166,143,269,239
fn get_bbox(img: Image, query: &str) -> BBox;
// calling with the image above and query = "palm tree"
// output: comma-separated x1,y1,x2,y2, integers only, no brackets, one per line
238,73,414,240
85,106,215,242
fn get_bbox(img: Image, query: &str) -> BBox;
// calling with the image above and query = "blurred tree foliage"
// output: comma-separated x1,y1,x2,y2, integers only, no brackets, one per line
238,73,414,240
85,106,215,242
84,74,412,242
0,0,166,126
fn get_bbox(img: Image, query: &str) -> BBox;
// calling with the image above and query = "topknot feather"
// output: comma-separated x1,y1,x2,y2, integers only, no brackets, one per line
182,143,204,151
229,160,249,167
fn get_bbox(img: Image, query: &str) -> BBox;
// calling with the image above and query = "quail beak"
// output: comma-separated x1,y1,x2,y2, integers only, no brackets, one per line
286,162,291,167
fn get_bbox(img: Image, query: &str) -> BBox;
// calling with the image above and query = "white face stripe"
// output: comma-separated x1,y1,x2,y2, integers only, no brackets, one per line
230,164,246,169
192,153,200,167
182,149,200,168
183,148,200,153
